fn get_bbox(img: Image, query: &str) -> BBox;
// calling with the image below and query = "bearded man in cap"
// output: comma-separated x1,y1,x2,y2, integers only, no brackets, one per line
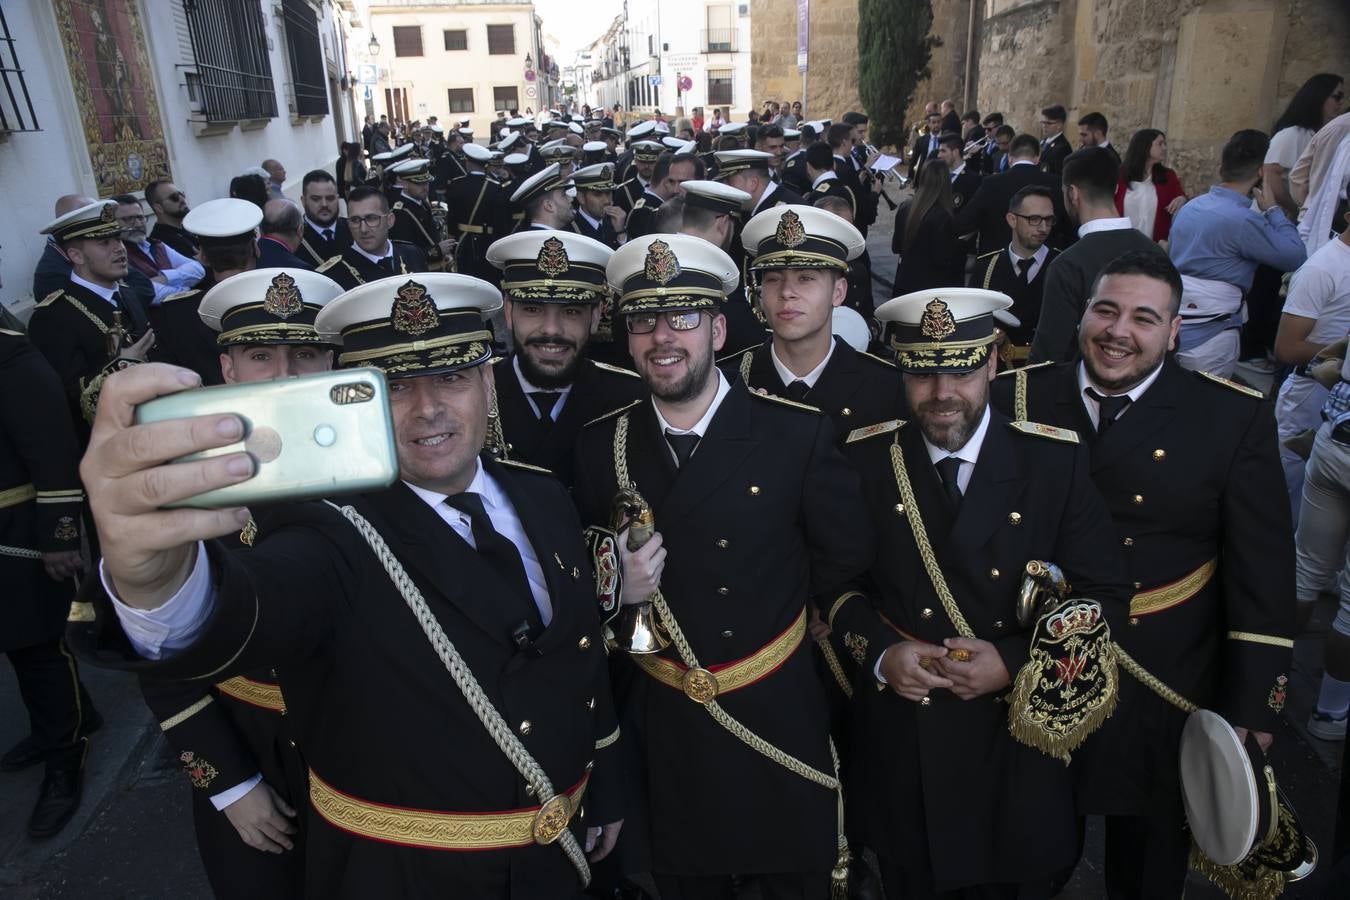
134,268,341,900
73,272,624,898
484,230,641,483
827,287,1131,899
573,234,873,899
991,251,1295,898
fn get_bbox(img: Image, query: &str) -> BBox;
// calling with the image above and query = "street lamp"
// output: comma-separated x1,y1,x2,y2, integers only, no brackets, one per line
368,33,381,57
524,52,534,70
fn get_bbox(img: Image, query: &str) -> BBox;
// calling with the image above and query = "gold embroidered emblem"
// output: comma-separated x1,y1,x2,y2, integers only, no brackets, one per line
180,751,219,790
54,515,78,542
682,667,719,704
263,272,302,319
391,280,439,336
775,209,807,248
536,236,570,277
643,239,680,285
1268,674,1288,712
531,794,573,845
99,203,116,225
240,515,257,547
919,298,956,341
844,632,868,665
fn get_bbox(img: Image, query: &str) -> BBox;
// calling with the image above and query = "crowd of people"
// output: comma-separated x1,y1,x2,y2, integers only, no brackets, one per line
2,69,1349,900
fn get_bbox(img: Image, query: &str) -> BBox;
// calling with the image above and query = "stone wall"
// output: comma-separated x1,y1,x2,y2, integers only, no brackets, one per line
750,0,862,121
902,0,977,138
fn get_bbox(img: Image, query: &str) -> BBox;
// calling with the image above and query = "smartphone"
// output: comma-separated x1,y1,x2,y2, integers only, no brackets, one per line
134,368,399,509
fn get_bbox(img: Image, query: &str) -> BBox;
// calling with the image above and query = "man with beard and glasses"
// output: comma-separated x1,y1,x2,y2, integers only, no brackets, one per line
827,287,1130,900
573,234,873,900
991,252,1295,899
71,272,625,898
114,194,205,305
145,180,198,258
295,171,352,268
724,205,902,440
484,230,641,483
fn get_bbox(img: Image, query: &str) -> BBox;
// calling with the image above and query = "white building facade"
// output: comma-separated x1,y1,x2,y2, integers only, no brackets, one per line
0,0,358,315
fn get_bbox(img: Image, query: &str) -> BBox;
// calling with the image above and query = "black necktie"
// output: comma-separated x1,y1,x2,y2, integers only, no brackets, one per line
532,391,560,424
785,379,810,401
322,229,334,242
665,430,701,468
934,456,964,512
1085,388,1131,437
1016,257,1034,283
444,493,541,634
379,256,394,274
111,289,148,335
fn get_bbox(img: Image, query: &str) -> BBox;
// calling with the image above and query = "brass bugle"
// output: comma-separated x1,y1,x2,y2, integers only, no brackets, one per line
608,490,671,655
1017,560,1070,628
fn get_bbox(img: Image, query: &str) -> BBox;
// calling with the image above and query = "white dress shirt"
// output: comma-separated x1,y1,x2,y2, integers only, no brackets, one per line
770,338,836,389
1076,360,1165,429
351,239,395,266
1007,243,1050,284
1077,217,1135,239
305,216,339,242
514,355,573,420
132,240,204,304
651,369,731,465
69,272,119,305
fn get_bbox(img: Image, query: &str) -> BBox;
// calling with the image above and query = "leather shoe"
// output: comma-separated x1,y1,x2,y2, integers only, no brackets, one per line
1,707,103,772
27,740,86,839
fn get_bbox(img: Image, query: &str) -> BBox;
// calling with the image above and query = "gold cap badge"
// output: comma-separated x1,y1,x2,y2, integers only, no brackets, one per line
643,239,680,285
536,236,570,278
391,280,439,336
920,298,956,341
774,209,806,248
262,272,302,319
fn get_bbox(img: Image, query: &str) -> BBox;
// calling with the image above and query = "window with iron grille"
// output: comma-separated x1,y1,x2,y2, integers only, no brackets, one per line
707,70,732,107
182,0,277,122
447,88,474,113
0,6,39,133
444,30,467,51
281,0,327,117
486,24,515,55
393,26,423,57
493,86,518,111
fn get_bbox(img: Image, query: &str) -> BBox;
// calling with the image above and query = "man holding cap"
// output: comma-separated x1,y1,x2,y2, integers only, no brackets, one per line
573,234,873,899
388,158,454,271
570,163,626,249
485,230,642,482
74,272,624,897
827,287,1130,898
134,268,341,900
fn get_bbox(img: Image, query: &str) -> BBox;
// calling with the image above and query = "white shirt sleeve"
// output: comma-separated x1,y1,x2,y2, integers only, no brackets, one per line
873,646,890,684
1282,263,1336,320
100,542,216,659
1265,127,1312,171
210,773,264,810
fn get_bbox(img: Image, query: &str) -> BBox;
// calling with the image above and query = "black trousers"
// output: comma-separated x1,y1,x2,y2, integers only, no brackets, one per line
1102,812,1190,899
653,872,831,900
6,638,92,751
877,855,1053,900
191,788,306,900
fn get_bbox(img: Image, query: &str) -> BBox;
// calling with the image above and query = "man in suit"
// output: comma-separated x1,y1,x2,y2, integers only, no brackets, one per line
295,170,352,268
724,205,901,437
828,123,876,235
135,268,342,899
1039,105,1074,175
781,122,818,195
512,163,578,234
955,134,1072,256
718,150,804,220
483,230,642,483
570,163,626,248
387,158,453,271
0,326,99,839
445,144,514,285
573,233,872,899
935,133,981,210
909,111,945,178
625,151,702,240
992,252,1295,898
1029,148,1167,364
145,180,199,258
32,196,157,319
1076,112,1121,170
615,139,662,213
828,289,1130,899
256,200,313,270
939,99,962,139
805,143,858,221
432,127,468,197
969,185,1061,355
28,200,156,435
115,195,206,305
317,186,429,292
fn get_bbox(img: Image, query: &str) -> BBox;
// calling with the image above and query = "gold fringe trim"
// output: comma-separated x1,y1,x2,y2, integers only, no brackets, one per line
1188,843,1288,900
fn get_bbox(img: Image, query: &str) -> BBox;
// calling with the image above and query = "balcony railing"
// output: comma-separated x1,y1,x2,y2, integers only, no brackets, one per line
701,29,736,53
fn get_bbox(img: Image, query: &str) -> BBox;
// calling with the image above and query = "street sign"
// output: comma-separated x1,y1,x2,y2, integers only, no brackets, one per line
678,75,693,92
525,69,536,82
525,84,538,99
796,0,809,73
363,85,372,101
357,64,377,85
648,74,662,87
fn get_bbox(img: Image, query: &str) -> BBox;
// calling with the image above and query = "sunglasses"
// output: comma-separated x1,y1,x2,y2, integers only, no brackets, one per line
625,310,706,335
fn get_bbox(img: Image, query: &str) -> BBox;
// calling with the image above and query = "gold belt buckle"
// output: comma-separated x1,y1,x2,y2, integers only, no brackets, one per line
531,794,573,845
682,667,720,704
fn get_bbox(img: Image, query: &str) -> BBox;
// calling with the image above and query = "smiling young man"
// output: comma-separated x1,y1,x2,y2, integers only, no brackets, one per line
991,251,1295,898
484,230,642,482
722,205,903,440
73,272,624,898
827,287,1130,900
573,233,874,900
133,268,339,900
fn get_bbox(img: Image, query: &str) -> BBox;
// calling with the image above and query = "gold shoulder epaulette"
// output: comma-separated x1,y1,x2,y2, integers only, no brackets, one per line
995,360,1054,378
583,398,643,429
1198,370,1264,399
35,289,66,308
498,458,553,475
162,289,200,303
316,255,343,273
392,201,405,210
751,391,822,413
846,419,906,443
860,350,898,369
632,199,646,210
1008,420,1080,444
591,360,640,378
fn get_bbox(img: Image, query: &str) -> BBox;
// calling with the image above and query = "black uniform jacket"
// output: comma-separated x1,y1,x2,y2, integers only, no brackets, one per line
720,336,905,444
71,461,622,900
747,182,805,220
151,275,228,386
992,360,1296,814
624,190,664,240
572,384,874,876
969,247,1059,347
445,174,513,285
296,219,353,269
316,241,429,292
828,412,1131,890
390,196,446,267
492,355,643,485
0,331,84,652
